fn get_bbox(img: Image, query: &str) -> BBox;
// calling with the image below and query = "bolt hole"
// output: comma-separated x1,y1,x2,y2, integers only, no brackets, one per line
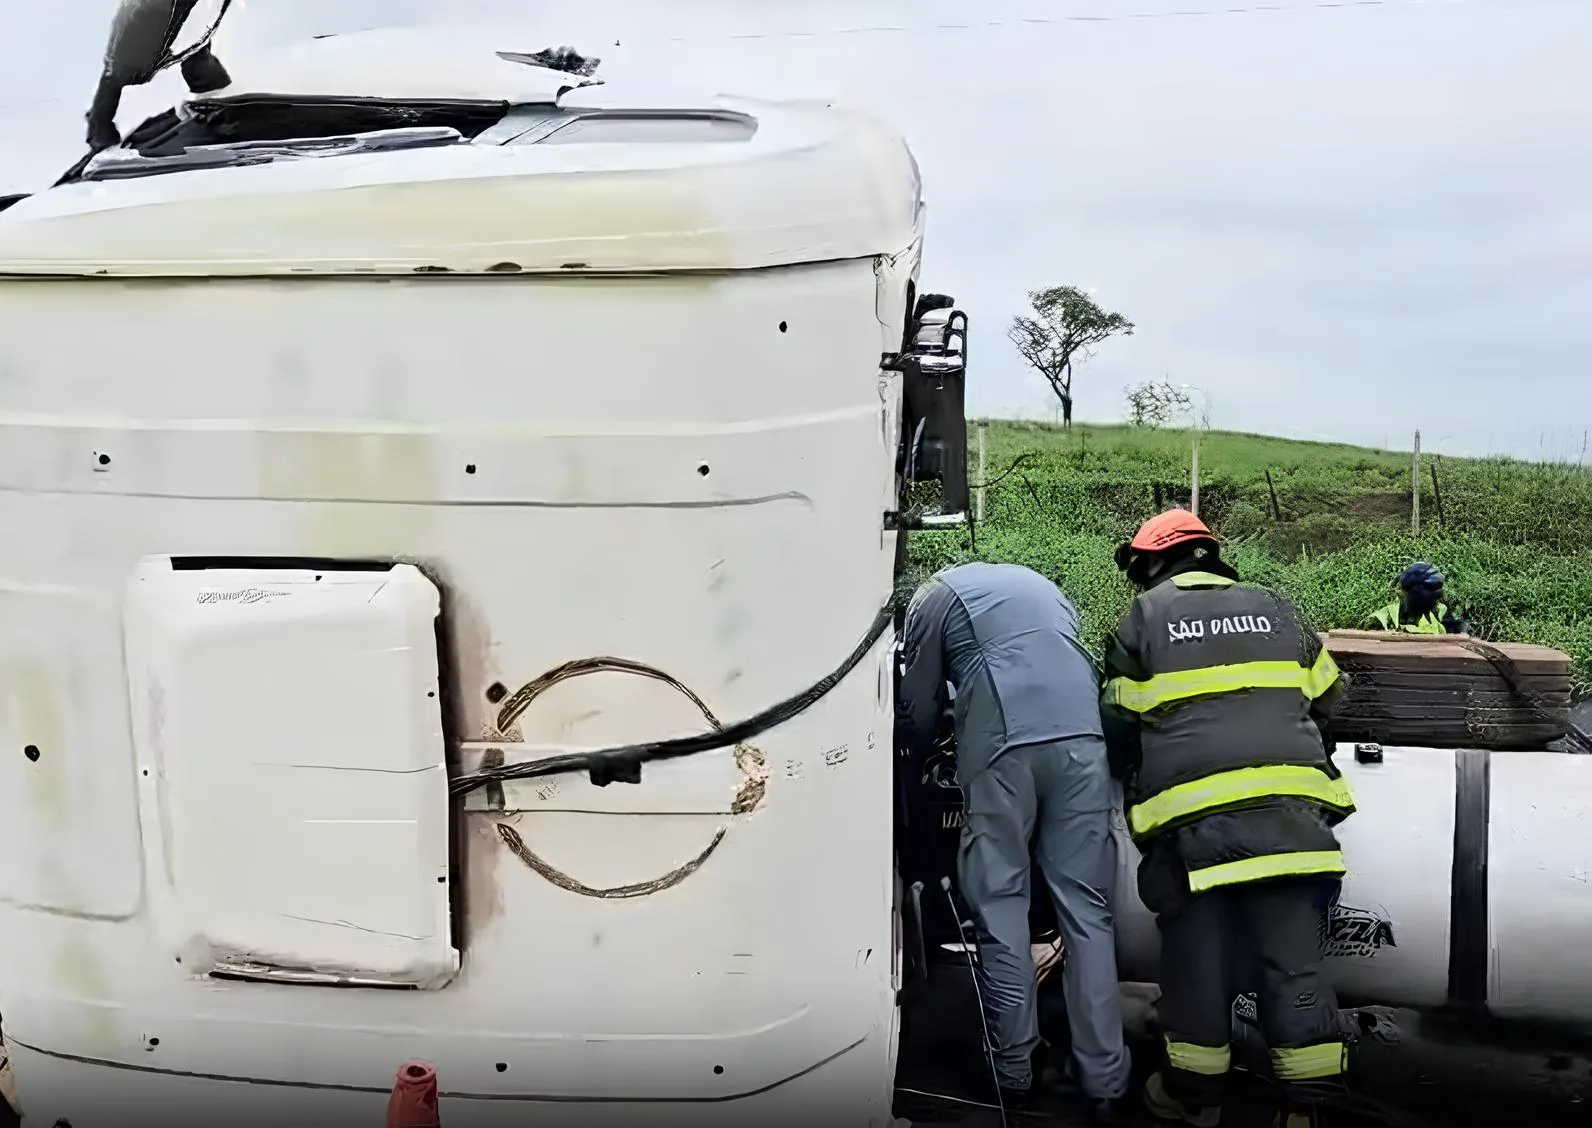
24,744,40,762
465,463,477,475
713,1064,724,1075
697,463,710,477
485,682,508,704
778,321,788,333
495,1062,509,1073
96,452,111,467
147,1037,160,1047
426,690,436,698
437,875,447,883
141,768,150,777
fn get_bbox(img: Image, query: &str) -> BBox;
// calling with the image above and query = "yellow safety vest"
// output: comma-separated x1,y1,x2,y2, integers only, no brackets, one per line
1371,601,1448,635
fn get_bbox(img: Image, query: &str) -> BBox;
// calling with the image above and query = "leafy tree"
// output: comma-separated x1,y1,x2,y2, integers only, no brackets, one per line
1126,380,1193,429
1007,286,1135,428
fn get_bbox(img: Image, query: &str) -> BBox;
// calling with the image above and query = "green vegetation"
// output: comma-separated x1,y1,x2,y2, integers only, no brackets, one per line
904,421,1592,695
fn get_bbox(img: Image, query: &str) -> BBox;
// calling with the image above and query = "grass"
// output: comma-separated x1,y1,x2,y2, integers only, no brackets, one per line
904,421,1592,696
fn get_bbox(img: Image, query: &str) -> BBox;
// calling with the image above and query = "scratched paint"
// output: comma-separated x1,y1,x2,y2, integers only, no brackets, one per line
482,655,769,898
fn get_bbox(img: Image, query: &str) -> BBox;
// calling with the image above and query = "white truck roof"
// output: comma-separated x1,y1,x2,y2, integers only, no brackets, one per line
0,28,923,277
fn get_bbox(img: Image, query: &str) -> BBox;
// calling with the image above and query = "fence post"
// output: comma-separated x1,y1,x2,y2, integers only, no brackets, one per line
976,423,987,524
1411,430,1421,537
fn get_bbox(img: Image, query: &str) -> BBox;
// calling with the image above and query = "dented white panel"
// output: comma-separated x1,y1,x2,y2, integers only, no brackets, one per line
122,560,457,988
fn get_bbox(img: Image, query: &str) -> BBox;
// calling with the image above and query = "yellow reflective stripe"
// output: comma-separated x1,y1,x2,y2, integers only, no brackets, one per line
1171,571,1236,589
1165,1037,1231,1076
1270,1041,1348,1081
1304,647,1341,698
1129,764,1357,837
1186,850,1348,894
1105,649,1340,715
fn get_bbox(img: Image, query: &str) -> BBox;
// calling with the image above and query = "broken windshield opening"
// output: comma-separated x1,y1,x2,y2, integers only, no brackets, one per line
48,98,760,186
55,96,510,185
81,127,467,181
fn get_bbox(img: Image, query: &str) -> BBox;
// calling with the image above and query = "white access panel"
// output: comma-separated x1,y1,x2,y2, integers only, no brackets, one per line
123,558,457,988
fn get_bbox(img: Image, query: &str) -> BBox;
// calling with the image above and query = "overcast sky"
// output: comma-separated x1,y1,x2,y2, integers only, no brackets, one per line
3,0,1589,459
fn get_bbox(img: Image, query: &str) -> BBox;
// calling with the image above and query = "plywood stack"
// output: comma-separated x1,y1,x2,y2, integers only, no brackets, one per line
1324,631,1572,750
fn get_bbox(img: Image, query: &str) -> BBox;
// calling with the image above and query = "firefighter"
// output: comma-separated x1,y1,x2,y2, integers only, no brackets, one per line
1368,561,1471,635
897,563,1131,1120
1099,510,1354,1128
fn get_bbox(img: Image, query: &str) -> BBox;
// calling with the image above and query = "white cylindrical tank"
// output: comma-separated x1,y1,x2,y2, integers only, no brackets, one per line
1110,745,1592,1030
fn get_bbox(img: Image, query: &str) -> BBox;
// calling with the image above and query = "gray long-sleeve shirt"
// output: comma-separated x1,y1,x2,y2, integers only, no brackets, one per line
896,563,1105,777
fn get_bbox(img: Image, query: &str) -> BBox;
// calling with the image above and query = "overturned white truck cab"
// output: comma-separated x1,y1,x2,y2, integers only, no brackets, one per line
0,18,974,1128
2,10,1591,1128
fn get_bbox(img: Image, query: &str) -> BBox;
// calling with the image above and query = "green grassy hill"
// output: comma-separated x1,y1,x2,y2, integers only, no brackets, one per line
904,421,1592,695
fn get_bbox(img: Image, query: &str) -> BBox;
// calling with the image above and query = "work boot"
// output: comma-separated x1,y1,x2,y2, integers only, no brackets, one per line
1141,1072,1221,1127
999,1084,1038,1112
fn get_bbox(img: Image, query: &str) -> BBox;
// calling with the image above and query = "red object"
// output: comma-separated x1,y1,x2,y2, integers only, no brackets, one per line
387,1061,440,1128
1129,508,1215,553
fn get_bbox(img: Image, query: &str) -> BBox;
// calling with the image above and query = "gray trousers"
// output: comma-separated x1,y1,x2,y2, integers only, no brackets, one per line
956,737,1133,1098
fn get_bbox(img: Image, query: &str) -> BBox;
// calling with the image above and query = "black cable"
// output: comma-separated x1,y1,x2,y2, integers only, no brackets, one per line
449,601,897,797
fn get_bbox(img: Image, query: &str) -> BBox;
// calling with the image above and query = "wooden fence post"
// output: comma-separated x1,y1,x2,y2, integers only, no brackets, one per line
1411,430,1422,537
975,423,987,524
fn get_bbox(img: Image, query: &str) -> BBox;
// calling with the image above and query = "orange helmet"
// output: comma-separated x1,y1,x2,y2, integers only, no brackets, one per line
1129,508,1215,553
1115,508,1219,575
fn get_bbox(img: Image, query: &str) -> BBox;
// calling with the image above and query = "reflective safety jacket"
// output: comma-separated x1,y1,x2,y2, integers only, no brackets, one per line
1101,568,1354,902
1370,600,1457,635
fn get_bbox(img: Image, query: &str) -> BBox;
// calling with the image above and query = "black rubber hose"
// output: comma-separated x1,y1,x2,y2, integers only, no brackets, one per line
449,602,897,797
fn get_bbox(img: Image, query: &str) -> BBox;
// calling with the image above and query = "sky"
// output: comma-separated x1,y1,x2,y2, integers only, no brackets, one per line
2,0,1590,460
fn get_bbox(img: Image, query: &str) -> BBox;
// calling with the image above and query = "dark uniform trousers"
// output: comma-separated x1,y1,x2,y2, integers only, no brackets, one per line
1158,876,1346,1109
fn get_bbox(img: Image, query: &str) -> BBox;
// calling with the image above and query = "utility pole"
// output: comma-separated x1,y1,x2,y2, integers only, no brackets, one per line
1411,430,1421,537
1177,382,1210,519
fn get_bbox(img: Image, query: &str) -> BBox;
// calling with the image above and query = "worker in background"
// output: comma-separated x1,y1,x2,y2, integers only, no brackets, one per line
897,562,1131,1122
1368,562,1471,635
1100,511,1354,1128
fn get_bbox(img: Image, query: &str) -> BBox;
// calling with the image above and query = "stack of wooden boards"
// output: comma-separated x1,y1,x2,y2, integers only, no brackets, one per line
1323,630,1572,750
